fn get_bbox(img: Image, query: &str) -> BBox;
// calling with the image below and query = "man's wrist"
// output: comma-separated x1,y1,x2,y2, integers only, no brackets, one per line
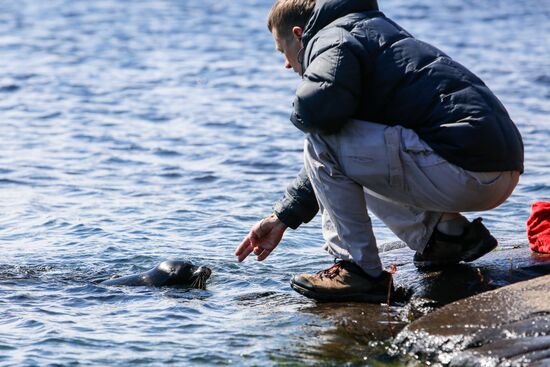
271,213,288,230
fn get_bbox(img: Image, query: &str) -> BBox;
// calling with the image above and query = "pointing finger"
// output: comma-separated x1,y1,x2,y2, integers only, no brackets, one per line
235,237,253,262
237,245,253,262
235,236,251,256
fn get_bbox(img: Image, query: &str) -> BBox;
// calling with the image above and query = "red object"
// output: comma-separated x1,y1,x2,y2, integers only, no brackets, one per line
527,201,550,254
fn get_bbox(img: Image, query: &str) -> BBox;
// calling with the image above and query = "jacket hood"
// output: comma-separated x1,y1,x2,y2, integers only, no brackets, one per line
302,0,379,45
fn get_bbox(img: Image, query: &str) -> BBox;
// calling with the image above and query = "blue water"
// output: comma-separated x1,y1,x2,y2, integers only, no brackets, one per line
0,0,548,365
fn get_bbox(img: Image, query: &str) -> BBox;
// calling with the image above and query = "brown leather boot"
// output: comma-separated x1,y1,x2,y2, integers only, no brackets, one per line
414,217,498,269
290,261,394,303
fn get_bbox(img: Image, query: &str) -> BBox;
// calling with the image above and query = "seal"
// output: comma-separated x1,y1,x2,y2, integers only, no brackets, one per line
100,260,211,289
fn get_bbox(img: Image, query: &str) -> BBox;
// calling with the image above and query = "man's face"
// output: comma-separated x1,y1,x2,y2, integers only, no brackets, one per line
272,28,304,76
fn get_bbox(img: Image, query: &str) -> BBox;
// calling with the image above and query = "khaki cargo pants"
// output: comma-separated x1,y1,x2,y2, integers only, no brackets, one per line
303,120,519,275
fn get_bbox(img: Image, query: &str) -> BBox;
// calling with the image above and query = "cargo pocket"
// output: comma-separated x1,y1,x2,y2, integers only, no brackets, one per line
384,127,406,190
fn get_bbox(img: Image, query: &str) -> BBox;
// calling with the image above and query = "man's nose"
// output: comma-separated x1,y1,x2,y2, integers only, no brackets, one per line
284,60,292,69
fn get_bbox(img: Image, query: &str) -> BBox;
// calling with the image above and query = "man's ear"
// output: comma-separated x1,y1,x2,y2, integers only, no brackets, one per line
292,26,303,40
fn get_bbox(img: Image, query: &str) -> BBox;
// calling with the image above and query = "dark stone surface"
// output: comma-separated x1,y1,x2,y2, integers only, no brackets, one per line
394,275,550,366
380,241,550,309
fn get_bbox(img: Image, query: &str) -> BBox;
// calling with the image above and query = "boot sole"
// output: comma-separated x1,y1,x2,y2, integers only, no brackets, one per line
414,236,498,269
290,281,389,303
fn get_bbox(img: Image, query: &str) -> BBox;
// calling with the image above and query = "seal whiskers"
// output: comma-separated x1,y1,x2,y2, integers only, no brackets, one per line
190,266,211,290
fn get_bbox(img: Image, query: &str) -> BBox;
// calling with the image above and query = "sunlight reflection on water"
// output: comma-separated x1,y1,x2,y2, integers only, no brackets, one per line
0,0,548,365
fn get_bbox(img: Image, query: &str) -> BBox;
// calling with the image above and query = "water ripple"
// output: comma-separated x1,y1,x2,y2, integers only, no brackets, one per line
0,0,547,365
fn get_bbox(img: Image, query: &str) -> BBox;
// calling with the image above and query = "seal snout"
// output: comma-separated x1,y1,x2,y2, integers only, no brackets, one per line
189,266,211,290
195,266,212,279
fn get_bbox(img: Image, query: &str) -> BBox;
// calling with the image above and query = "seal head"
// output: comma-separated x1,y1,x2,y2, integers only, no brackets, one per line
101,260,211,288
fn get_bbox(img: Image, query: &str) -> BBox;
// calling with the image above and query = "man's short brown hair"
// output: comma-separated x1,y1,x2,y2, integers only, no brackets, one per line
267,0,315,38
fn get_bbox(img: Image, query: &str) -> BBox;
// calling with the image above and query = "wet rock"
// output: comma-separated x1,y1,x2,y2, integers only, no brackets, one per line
393,275,550,366
380,241,550,311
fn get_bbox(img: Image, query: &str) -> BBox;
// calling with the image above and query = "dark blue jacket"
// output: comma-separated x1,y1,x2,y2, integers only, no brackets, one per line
274,0,524,229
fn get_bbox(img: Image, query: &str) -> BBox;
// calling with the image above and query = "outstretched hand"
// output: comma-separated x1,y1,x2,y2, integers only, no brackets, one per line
235,214,288,262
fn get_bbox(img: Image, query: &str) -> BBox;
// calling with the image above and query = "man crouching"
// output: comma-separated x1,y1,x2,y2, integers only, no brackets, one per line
235,0,523,303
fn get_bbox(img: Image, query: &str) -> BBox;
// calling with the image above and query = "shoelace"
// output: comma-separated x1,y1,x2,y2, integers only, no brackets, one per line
317,262,343,279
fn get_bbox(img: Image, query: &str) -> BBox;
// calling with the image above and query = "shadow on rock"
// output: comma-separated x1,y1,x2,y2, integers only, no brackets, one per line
384,242,550,312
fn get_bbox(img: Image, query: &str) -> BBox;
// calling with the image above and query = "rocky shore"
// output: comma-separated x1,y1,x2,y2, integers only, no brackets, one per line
384,241,550,366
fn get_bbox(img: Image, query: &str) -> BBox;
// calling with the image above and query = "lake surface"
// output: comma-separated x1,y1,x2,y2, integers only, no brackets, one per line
0,0,548,365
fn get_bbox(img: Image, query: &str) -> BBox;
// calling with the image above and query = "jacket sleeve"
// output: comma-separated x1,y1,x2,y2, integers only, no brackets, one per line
291,32,362,134
273,166,319,230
